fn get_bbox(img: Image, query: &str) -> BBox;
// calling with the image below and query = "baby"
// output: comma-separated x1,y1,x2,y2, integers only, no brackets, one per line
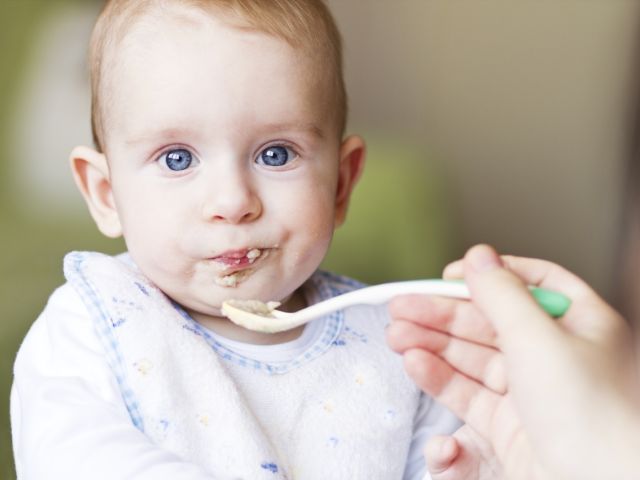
11,1,460,479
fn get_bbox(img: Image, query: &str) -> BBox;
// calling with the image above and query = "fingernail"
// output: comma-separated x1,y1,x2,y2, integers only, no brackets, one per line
467,244,503,273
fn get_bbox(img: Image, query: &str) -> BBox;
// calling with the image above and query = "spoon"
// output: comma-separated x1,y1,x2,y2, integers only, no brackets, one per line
221,279,571,334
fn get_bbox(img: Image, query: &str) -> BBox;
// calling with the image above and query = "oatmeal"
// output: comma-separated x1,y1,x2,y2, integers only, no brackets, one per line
222,299,281,317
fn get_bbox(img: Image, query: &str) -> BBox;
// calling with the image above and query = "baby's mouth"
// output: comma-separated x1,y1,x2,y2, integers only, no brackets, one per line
211,248,268,287
213,248,262,267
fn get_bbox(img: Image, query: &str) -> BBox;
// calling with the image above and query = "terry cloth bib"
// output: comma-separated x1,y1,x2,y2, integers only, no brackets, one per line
64,251,420,479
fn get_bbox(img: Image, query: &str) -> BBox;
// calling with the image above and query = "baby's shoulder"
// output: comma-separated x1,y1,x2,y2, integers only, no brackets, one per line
39,250,132,332
33,282,93,334
14,282,98,369
46,281,90,315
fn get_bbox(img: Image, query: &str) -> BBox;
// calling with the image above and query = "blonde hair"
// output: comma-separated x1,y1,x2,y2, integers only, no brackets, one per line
89,0,347,152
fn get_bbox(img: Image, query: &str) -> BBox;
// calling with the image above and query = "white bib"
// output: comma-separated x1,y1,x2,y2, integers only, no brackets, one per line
64,251,420,479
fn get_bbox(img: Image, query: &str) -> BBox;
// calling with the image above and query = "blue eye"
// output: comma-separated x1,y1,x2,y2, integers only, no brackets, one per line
258,145,295,167
161,148,194,171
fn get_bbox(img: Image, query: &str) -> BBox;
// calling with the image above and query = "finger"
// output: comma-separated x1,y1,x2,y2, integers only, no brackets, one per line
496,254,595,302
425,436,459,476
462,245,563,351
463,245,623,346
389,294,497,346
460,245,624,344
387,320,507,393
434,249,615,344
446,248,599,303
443,259,463,279
403,348,503,436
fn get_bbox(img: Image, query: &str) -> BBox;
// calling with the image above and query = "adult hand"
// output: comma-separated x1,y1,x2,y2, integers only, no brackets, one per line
387,244,640,480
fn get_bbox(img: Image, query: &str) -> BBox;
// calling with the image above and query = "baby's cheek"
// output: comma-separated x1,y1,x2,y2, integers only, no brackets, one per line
291,198,336,236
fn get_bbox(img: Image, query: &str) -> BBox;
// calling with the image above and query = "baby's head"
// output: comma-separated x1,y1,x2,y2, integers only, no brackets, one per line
71,0,365,337
89,0,349,154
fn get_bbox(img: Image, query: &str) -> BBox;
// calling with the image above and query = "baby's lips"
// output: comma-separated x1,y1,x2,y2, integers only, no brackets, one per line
213,248,250,261
211,248,263,269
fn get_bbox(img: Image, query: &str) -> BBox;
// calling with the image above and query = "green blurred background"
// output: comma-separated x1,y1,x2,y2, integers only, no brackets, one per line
3,0,640,478
1,4,120,477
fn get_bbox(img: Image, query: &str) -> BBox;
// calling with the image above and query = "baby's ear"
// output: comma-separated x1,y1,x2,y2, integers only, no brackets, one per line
70,145,123,238
334,135,366,226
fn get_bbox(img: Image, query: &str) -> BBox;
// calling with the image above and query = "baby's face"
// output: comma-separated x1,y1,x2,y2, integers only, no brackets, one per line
99,10,358,329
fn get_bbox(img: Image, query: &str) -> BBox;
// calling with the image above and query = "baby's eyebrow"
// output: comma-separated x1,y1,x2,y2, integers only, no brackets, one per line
125,128,193,146
258,122,325,139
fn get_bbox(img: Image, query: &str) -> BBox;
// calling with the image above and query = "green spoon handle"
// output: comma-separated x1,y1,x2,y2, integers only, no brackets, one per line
530,287,571,318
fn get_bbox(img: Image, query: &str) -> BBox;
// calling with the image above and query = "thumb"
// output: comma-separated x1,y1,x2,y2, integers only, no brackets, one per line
463,244,560,350
424,435,459,476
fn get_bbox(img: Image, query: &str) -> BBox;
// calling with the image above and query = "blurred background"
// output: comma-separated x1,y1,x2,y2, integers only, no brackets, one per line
2,0,640,477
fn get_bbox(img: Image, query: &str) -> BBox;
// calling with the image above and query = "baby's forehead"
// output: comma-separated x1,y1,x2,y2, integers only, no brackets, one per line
93,1,344,150
107,3,317,70
108,5,323,86
108,12,328,97
99,8,336,147
115,4,217,54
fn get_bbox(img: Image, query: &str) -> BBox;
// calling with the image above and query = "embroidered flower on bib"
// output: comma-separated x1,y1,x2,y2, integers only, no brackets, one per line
133,358,154,376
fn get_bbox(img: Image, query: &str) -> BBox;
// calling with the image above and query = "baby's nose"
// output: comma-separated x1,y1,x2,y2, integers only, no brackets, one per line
201,169,262,224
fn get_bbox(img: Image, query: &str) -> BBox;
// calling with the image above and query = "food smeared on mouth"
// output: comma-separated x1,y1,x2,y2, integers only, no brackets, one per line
246,248,260,263
215,272,244,287
212,248,268,287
